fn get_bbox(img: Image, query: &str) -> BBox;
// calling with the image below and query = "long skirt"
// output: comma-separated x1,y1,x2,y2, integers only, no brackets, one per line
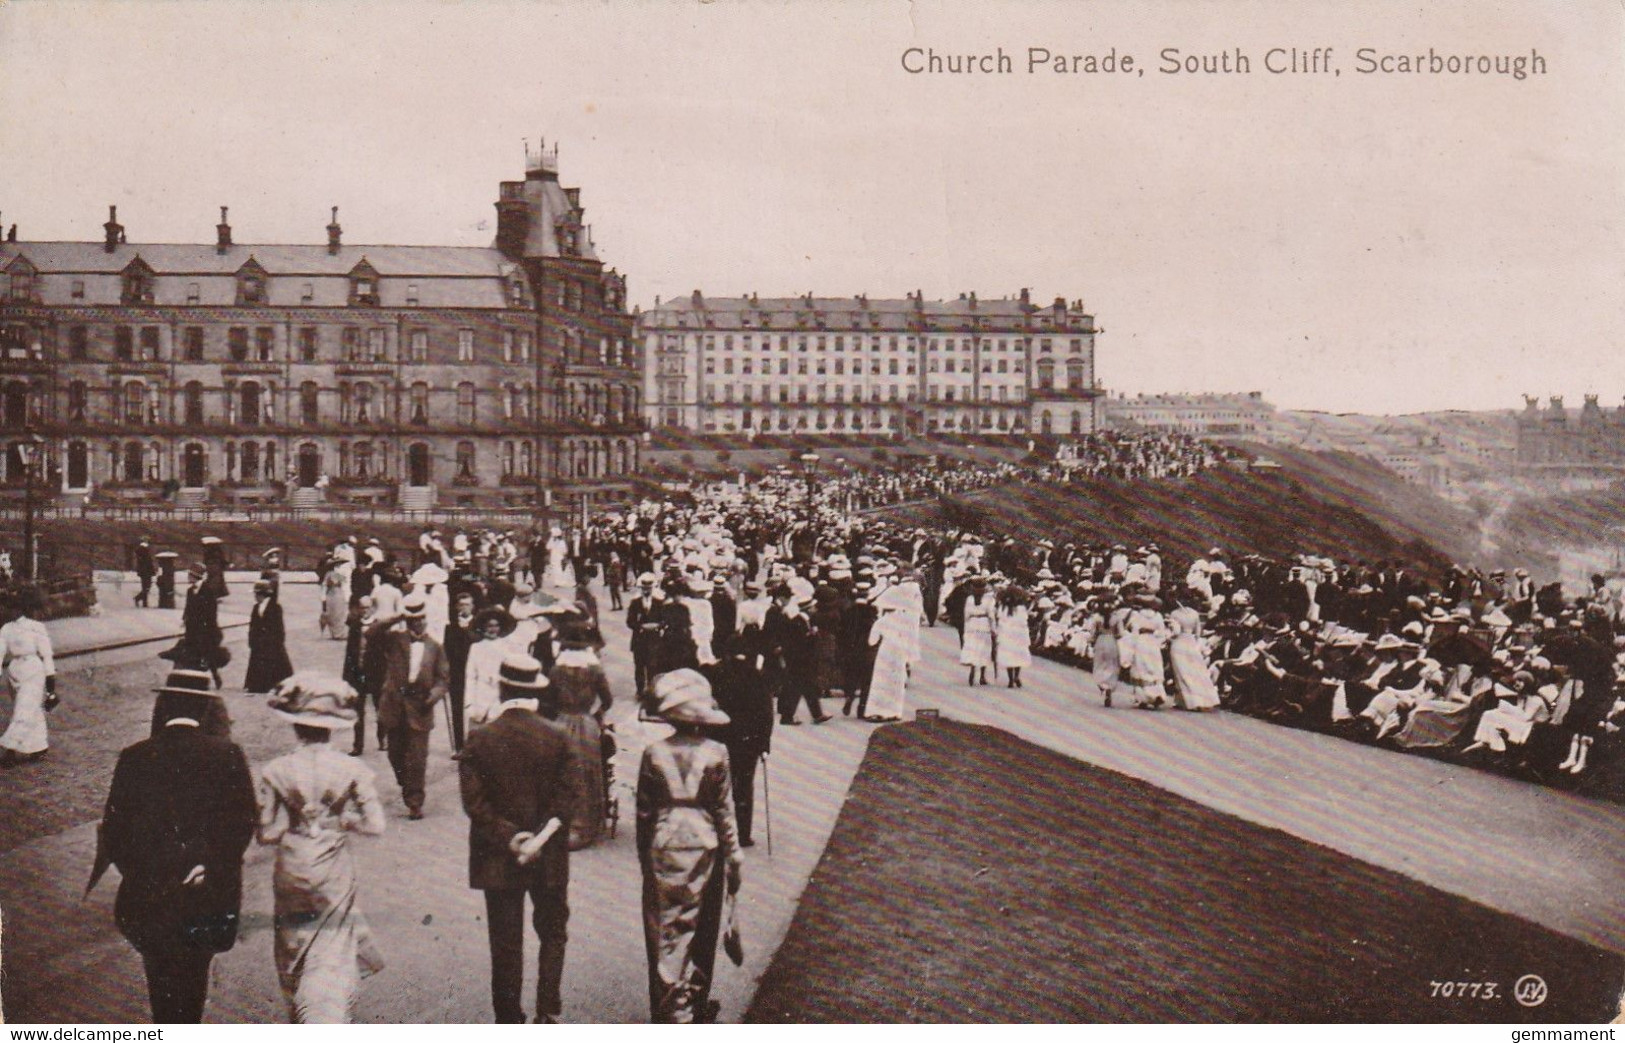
245,638,295,695
642,844,727,1023
1168,635,1221,710
995,619,1031,671
272,834,384,1023
558,711,607,850
959,623,993,668
1091,632,1120,700
0,656,48,754
866,639,908,720
322,583,349,641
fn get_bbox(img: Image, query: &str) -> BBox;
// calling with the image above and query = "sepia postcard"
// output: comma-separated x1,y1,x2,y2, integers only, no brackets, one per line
0,0,1622,1028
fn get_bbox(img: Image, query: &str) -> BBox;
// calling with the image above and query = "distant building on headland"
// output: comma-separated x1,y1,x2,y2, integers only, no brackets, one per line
1516,395,1625,480
1102,391,1275,437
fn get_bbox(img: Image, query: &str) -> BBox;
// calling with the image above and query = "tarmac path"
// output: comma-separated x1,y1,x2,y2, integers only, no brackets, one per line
2,580,1622,1022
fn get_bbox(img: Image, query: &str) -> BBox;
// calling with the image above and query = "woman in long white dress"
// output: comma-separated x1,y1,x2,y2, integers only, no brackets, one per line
257,674,386,1023
864,583,914,721
0,587,55,766
994,589,1032,688
959,576,995,686
1117,597,1171,709
321,560,352,640
1167,603,1221,710
545,528,573,590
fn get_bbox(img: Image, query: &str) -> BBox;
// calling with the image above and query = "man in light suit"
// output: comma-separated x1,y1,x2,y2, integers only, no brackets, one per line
459,654,581,1024
92,668,257,1023
376,592,451,819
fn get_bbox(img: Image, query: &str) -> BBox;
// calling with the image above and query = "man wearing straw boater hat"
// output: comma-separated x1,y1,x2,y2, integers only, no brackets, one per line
90,667,256,1023
459,653,579,1024
374,592,450,820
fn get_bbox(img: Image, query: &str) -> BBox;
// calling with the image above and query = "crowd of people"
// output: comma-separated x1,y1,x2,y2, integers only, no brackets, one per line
1051,431,1246,480
8,437,1625,1025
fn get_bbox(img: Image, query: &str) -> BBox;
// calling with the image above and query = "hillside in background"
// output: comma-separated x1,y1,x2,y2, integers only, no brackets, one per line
884,447,1487,575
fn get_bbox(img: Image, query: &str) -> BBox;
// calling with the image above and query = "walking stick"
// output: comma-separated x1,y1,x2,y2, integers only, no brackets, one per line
761,751,773,857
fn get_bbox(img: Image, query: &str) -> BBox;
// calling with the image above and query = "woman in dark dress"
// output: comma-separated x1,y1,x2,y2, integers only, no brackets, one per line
160,562,230,687
637,669,742,1023
244,580,294,694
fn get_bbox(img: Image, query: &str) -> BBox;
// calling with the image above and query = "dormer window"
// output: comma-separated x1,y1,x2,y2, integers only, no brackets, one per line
5,259,35,303
120,258,155,305
347,260,380,306
235,258,269,306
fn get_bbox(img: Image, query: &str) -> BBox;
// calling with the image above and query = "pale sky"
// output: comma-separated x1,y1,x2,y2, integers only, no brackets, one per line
2,0,1620,414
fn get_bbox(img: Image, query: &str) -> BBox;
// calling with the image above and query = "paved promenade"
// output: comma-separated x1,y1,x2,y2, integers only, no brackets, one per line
2,583,1621,1023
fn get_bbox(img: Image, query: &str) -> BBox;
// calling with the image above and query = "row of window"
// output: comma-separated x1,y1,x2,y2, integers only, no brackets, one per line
57,324,540,365
59,378,637,429
691,333,1088,353
694,383,1041,406
63,435,637,487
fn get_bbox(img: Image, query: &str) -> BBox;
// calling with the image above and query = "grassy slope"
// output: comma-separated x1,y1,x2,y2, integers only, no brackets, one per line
747,721,1624,1023
899,447,1480,572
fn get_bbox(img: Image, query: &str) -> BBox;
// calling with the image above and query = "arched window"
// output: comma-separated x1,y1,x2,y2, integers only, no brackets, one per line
1040,410,1053,435
354,442,374,480
520,440,534,477
240,440,260,482
1070,410,1083,435
457,383,476,426
1036,358,1055,391
502,440,516,476
68,381,88,422
264,441,277,481
300,382,320,425
354,382,374,423
456,440,476,479
410,382,430,425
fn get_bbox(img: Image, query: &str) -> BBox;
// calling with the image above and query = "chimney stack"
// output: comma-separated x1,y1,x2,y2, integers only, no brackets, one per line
327,206,343,255
216,206,232,253
103,205,123,253
1019,287,1030,306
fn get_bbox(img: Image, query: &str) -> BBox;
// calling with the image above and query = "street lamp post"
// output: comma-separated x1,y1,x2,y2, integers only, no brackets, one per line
799,451,820,523
17,432,43,581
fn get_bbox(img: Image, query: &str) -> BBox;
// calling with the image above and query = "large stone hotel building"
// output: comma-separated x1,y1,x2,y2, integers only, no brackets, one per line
0,142,642,511
638,291,1101,438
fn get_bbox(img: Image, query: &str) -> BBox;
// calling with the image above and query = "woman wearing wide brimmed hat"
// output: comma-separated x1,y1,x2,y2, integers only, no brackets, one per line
637,668,742,1024
546,620,613,850
256,673,386,1023
958,573,996,685
462,606,516,734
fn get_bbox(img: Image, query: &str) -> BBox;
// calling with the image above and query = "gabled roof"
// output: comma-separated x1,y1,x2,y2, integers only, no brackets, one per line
0,241,518,278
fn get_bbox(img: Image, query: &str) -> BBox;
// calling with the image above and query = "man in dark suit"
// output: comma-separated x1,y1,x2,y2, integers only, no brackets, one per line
624,575,663,698
711,628,772,847
134,538,154,608
443,590,479,752
91,669,256,1023
459,654,581,1024
376,592,451,819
